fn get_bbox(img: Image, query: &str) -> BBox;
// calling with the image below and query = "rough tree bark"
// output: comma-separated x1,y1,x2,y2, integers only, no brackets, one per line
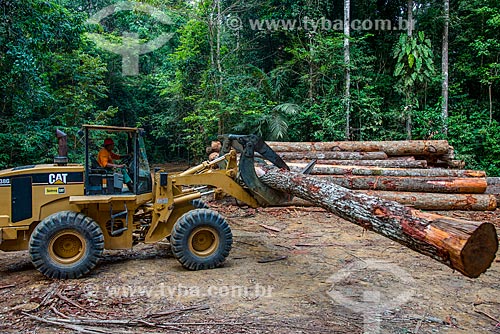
433,160,466,169
387,156,416,161
360,192,497,211
288,163,486,178
277,193,497,211
344,0,351,140
286,159,429,168
267,140,450,156
408,0,414,37
317,175,487,193
406,0,414,139
485,177,500,203
278,151,388,161
259,168,498,278
442,0,449,135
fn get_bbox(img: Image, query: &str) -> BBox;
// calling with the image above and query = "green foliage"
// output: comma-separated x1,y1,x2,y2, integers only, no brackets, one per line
411,103,446,140
393,32,436,93
0,0,108,168
392,31,438,138
0,0,498,175
448,108,500,176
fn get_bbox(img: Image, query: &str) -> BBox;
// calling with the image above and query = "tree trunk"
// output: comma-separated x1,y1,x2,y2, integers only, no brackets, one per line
406,0,414,140
408,0,414,37
344,0,351,140
485,177,500,203
406,102,413,140
360,191,496,211
486,177,500,186
275,193,497,211
489,83,493,126
308,36,316,101
438,145,454,161
286,159,429,168
267,140,450,156
215,0,224,134
215,0,222,80
317,175,488,193
387,156,416,161
442,0,450,135
287,163,486,178
278,151,388,161
432,160,466,169
259,168,498,278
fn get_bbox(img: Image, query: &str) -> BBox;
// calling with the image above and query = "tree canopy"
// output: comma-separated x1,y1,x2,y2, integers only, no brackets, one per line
1,0,499,174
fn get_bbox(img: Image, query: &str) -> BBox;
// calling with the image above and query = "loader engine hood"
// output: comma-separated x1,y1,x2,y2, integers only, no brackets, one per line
0,164,85,186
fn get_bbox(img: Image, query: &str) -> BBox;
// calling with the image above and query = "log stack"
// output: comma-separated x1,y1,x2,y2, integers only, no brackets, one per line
265,140,497,211
267,140,460,168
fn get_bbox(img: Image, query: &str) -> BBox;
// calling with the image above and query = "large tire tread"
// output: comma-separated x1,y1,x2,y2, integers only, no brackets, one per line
29,211,104,279
171,209,232,271
191,199,209,209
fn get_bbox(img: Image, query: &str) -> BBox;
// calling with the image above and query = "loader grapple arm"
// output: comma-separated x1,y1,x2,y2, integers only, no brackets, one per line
219,134,290,206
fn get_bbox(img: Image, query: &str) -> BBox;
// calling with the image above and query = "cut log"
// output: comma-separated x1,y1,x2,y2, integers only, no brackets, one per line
487,177,500,186
287,164,486,178
316,175,487,193
273,193,497,211
360,191,496,211
286,159,429,168
485,177,500,203
278,151,388,160
259,168,499,278
387,156,416,160
440,145,455,161
268,140,450,156
431,160,466,169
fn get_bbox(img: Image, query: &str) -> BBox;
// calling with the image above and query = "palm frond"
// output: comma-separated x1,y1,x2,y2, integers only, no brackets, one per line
272,103,301,115
267,114,288,140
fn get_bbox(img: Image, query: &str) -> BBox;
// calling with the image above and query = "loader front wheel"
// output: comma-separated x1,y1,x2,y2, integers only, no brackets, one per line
191,199,209,209
29,211,104,279
171,209,232,270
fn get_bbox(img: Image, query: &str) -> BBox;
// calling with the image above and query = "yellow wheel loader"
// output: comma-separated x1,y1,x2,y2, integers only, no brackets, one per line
0,125,301,279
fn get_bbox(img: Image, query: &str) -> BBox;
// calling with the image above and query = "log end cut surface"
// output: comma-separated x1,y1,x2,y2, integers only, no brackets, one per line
460,223,499,278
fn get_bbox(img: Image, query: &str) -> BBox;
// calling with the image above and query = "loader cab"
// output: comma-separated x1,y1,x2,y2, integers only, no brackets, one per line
83,125,152,195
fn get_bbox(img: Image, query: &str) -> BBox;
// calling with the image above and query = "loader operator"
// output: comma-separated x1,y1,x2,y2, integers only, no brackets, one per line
97,138,134,191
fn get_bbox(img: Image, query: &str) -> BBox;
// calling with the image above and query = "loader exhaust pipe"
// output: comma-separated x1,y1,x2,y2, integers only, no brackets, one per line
54,129,68,166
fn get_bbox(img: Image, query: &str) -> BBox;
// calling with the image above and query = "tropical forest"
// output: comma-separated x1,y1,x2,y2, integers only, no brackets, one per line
1,0,499,174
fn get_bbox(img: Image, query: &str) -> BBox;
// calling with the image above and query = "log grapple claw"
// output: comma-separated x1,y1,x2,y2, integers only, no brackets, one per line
219,134,291,206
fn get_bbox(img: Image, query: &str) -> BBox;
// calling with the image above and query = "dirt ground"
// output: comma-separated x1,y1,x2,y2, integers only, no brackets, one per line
0,199,499,334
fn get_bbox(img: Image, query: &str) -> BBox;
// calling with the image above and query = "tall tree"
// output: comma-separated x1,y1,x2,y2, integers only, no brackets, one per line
344,0,351,140
442,0,449,136
406,0,414,139
408,0,414,37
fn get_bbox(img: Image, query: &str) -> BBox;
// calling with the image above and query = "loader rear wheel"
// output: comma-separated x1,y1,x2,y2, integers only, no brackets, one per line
171,209,232,270
29,211,104,279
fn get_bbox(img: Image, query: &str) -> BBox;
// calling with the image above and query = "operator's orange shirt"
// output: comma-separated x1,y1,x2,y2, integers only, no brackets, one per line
97,148,120,168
